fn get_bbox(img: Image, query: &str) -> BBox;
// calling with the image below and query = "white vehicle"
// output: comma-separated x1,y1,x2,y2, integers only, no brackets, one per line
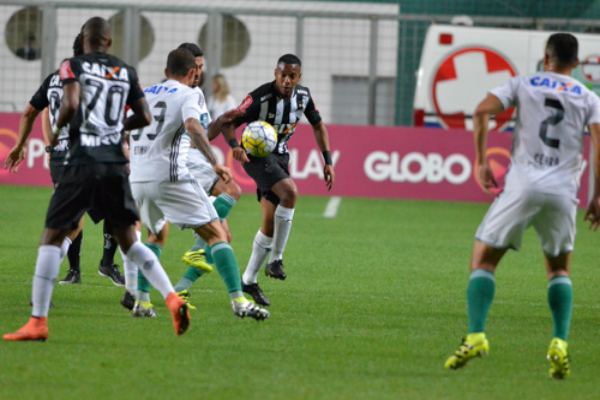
413,25,600,130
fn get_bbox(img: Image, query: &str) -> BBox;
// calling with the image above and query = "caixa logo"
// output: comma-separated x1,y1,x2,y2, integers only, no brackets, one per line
364,151,471,184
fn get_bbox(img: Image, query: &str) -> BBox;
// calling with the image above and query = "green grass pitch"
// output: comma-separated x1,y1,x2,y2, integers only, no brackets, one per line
1,185,599,399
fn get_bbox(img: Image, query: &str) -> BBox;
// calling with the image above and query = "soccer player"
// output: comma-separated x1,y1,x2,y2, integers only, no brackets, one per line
222,54,335,306
172,42,242,294
444,33,600,379
128,48,269,321
3,17,190,341
4,33,85,284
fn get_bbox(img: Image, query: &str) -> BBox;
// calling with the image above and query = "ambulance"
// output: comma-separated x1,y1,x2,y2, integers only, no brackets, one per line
413,24,600,130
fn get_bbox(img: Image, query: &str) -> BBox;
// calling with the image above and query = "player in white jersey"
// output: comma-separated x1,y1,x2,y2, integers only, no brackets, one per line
444,33,600,378
171,43,242,294
129,48,269,321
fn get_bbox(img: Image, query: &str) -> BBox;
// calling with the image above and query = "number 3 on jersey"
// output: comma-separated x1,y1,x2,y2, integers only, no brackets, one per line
131,102,167,141
539,98,564,148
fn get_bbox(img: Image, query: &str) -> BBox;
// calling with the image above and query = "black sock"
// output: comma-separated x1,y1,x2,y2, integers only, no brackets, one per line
101,222,118,266
67,230,83,273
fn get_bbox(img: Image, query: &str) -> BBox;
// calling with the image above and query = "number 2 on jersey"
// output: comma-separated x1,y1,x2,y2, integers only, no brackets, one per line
539,98,564,148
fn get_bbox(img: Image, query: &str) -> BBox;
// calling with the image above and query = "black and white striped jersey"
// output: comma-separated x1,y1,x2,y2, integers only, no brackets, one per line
233,81,322,155
29,71,70,166
59,53,145,164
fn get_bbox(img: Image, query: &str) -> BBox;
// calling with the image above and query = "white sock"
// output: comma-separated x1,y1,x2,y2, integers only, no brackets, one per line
126,241,174,299
31,245,61,317
119,246,138,296
271,205,295,261
242,230,273,284
60,237,72,261
120,230,141,296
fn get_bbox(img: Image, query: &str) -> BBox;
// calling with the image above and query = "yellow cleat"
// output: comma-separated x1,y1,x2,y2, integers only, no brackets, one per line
181,250,213,273
445,333,490,370
547,338,570,379
177,290,196,310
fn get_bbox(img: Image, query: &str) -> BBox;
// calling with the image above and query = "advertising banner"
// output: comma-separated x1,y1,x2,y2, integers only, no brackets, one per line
0,113,590,207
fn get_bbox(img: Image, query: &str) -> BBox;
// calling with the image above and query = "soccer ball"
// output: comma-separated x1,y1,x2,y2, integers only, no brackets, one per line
241,121,278,157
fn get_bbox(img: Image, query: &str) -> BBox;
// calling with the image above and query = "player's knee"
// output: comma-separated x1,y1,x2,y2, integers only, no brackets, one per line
226,181,242,201
279,187,298,207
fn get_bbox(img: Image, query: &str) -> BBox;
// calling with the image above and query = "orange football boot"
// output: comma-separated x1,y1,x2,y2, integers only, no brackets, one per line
166,292,190,336
4,317,48,341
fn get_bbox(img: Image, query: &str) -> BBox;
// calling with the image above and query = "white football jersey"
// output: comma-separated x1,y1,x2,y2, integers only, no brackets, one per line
129,79,202,183
182,87,213,166
491,71,600,197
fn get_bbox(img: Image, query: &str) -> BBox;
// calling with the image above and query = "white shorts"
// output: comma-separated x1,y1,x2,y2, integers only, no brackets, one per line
475,190,578,257
131,179,219,235
187,151,219,195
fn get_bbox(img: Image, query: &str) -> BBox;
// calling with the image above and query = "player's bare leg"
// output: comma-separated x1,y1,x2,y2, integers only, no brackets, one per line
445,241,507,369
60,216,85,284
264,178,297,280
194,221,269,321
113,225,189,335
544,251,572,379
5,227,73,341
176,179,240,292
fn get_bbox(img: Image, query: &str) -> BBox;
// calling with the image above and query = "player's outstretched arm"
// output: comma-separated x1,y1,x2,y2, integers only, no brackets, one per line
221,123,249,164
207,108,245,141
186,117,232,183
312,121,335,191
473,94,505,195
123,97,152,132
585,123,600,230
4,103,41,173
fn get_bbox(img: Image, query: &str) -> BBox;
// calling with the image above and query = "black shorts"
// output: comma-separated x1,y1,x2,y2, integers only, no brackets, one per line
45,163,139,230
243,153,290,205
49,164,61,184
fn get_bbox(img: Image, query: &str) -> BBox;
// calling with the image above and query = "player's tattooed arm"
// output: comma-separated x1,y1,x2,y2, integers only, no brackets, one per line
312,121,335,191
186,117,232,183
4,103,41,173
473,93,505,195
123,97,152,131
585,122,600,231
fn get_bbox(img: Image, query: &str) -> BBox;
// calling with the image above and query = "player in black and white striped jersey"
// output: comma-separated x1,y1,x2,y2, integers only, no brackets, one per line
221,54,335,306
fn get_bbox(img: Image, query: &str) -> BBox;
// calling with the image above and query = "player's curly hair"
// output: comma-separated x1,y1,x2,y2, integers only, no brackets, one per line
73,32,84,57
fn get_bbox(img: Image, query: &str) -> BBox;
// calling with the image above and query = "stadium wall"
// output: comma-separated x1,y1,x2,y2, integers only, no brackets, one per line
0,112,591,207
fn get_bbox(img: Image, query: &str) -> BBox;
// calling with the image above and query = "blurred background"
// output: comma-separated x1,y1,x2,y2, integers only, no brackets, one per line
1,0,600,127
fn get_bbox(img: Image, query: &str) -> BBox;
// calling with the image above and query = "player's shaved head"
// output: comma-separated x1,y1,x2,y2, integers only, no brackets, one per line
82,17,112,50
546,33,578,69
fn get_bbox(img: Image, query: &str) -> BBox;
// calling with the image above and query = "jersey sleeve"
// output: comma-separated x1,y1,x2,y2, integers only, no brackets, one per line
126,67,145,106
29,74,51,110
586,93,600,126
304,95,322,125
233,92,261,128
59,58,81,85
490,77,519,109
181,91,202,123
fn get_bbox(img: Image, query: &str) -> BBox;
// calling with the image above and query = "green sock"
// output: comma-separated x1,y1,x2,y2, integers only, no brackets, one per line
467,269,495,334
205,243,214,264
213,194,236,219
210,242,243,299
174,266,204,292
190,236,206,252
548,276,573,341
137,243,162,298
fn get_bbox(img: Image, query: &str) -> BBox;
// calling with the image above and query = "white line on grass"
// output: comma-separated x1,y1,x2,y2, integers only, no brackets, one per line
323,196,342,218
